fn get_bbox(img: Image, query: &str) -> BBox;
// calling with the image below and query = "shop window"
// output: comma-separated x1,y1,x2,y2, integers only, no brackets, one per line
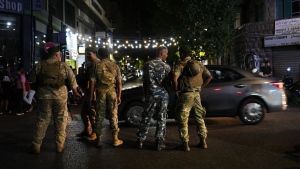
65,1,75,28
255,2,264,22
51,0,63,21
276,0,300,18
292,0,300,16
0,14,20,66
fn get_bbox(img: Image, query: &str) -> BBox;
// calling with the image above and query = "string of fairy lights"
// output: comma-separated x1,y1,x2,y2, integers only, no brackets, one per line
35,30,204,58
78,35,181,54
113,37,179,49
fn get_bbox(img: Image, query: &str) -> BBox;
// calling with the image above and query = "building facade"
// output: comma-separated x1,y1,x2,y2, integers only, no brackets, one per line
0,0,114,76
235,0,300,81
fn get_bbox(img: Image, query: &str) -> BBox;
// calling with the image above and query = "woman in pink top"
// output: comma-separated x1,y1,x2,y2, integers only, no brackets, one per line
16,67,26,115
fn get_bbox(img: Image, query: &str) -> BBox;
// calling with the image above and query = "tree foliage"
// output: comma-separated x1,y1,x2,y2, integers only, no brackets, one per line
152,0,242,61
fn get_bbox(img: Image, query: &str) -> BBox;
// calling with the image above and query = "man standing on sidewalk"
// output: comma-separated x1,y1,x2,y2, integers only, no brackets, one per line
27,45,81,154
89,48,123,148
76,47,99,141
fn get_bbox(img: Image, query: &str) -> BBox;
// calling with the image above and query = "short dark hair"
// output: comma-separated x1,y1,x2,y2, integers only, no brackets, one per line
179,45,191,56
47,46,60,57
156,46,167,57
86,47,97,53
98,48,109,58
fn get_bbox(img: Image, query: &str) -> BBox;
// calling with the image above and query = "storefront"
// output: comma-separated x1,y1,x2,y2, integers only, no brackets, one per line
272,46,300,82
0,0,23,74
264,18,300,82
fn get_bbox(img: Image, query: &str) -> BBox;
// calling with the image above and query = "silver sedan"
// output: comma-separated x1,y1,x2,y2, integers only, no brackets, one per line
119,65,287,126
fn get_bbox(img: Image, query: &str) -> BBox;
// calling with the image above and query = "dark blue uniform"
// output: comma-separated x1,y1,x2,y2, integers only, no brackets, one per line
137,57,171,142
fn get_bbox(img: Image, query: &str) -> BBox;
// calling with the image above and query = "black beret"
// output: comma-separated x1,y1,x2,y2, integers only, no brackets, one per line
47,46,60,53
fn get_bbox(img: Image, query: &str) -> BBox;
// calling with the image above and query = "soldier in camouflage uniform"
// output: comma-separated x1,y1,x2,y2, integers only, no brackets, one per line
76,47,100,141
27,46,81,154
137,46,171,151
89,48,123,148
173,45,212,151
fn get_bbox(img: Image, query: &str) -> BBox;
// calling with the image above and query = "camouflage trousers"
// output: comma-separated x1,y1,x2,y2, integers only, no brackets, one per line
176,92,207,142
80,94,96,133
32,98,68,148
94,89,120,137
137,96,168,141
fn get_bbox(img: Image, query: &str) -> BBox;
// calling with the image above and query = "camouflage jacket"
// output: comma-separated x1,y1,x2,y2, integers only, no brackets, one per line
27,57,77,100
90,59,122,92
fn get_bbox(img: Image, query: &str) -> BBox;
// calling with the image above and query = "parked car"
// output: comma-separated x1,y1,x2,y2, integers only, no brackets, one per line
118,65,287,126
125,69,138,82
121,73,127,84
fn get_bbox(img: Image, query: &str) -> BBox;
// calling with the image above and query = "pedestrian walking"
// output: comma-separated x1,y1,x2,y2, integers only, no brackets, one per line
173,45,212,151
27,45,81,154
136,46,171,151
23,79,36,113
89,48,123,148
76,47,99,141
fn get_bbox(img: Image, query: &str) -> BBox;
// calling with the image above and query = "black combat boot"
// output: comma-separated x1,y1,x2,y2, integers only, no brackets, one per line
137,139,143,149
155,139,166,151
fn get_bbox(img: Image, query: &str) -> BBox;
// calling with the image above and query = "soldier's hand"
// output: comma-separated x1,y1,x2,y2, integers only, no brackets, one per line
117,97,121,105
74,92,82,99
175,91,181,97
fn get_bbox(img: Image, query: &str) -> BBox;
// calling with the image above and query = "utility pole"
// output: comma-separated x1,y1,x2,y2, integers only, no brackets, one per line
46,0,53,42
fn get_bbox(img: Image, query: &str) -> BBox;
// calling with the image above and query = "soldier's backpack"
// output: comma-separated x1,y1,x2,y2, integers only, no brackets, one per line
39,60,65,88
95,61,117,87
177,60,203,91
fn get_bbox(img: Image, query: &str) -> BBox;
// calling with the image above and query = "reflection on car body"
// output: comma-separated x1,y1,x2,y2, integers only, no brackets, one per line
119,65,287,126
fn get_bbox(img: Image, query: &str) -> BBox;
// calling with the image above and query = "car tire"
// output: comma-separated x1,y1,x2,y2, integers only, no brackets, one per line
124,102,144,127
238,99,266,125
124,102,158,127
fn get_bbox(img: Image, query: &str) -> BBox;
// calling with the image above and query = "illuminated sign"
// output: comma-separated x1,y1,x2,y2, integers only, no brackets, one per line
78,46,85,54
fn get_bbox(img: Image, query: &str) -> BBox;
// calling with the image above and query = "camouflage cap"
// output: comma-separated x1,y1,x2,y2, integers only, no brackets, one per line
86,47,97,53
98,48,109,56
179,45,191,55
47,46,60,53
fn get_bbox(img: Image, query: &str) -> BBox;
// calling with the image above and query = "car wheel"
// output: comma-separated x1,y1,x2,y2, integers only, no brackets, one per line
124,102,157,127
238,99,266,125
124,102,144,127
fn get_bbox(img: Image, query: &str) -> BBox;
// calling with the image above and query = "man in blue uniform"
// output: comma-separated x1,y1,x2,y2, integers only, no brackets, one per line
136,46,171,151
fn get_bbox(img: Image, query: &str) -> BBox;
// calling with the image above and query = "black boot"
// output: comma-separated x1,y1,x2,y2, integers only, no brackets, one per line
137,139,143,149
155,139,166,151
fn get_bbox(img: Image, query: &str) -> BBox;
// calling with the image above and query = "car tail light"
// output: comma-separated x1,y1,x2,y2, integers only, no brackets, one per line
270,82,284,89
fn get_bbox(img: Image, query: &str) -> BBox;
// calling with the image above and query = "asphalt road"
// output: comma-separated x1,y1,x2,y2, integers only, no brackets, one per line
1,101,300,169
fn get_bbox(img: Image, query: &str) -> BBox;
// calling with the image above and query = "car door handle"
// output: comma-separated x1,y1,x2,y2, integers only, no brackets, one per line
234,84,245,88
